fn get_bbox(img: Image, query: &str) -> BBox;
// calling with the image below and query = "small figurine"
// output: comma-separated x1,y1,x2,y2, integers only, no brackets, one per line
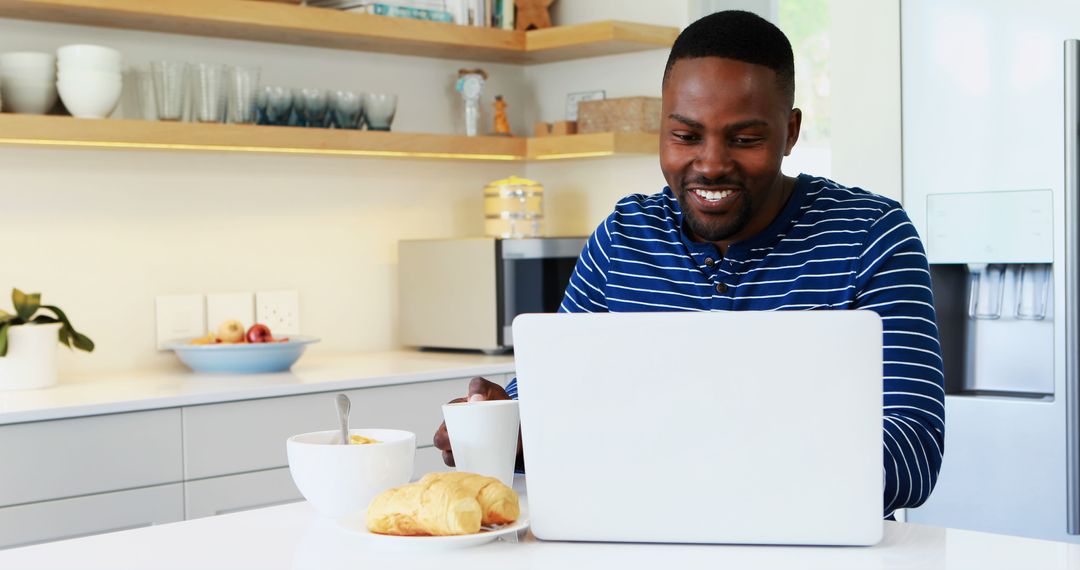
455,68,487,137
515,0,555,31
493,95,511,136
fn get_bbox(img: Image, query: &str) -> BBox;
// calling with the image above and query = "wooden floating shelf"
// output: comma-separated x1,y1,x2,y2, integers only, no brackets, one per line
528,132,658,160
0,114,658,161
0,0,678,64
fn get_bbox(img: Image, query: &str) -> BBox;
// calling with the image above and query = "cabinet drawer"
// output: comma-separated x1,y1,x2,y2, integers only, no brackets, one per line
0,409,183,507
185,467,301,520
0,483,183,550
183,377,472,479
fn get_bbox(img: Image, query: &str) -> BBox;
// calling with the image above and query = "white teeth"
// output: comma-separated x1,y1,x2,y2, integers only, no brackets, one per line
693,189,733,202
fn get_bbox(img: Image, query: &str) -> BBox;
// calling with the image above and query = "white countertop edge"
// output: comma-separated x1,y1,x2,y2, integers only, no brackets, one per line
0,350,516,425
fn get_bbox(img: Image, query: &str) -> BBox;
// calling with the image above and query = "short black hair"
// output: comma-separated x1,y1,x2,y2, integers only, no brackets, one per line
663,10,795,107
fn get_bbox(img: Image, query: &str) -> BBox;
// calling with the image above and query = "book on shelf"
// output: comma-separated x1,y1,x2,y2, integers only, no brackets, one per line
345,2,454,22
314,0,505,28
308,0,446,7
499,0,513,29
443,0,510,27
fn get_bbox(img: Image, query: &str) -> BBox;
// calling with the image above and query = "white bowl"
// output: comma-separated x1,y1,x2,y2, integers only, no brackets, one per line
57,44,121,66
287,428,416,519
57,69,122,82
0,51,55,70
58,62,121,74
0,80,57,114
1,68,57,82
57,76,122,118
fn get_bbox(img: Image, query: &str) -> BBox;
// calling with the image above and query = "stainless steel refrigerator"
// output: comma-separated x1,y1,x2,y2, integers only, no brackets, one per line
901,0,1080,542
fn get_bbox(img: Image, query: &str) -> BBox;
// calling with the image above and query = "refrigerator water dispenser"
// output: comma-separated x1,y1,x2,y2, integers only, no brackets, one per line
926,190,1054,397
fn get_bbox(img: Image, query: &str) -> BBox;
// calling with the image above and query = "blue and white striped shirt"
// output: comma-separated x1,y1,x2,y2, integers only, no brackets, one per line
506,173,944,516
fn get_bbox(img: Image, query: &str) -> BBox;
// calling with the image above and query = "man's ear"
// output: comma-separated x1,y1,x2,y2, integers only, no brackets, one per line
784,108,803,156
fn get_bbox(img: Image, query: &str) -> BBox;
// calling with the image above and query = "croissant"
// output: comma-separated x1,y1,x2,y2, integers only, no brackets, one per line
366,472,520,536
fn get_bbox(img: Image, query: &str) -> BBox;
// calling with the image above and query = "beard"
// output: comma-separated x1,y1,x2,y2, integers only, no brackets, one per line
675,178,753,243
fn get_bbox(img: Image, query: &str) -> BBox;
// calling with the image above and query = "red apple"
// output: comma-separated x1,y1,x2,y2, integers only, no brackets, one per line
246,323,274,343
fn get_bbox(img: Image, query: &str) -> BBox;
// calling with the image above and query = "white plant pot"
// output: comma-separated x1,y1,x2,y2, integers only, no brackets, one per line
0,322,61,391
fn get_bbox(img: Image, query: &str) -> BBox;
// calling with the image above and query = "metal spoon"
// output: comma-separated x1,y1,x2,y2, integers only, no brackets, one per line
336,393,351,444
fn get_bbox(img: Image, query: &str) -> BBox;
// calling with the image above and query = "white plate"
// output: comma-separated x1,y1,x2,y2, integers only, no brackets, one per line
337,504,529,551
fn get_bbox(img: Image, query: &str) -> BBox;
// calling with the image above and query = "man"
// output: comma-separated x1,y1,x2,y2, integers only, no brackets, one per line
434,10,944,517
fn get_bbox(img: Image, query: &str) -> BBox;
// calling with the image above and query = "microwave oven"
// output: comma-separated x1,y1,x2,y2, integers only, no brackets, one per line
398,237,586,353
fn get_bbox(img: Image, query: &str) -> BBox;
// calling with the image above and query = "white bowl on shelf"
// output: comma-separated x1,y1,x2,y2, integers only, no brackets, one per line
57,69,122,82
0,51,55,71
0,80,57,114
57,62,120,74
1,68,57,83
56,44,121,67
57,75,122,118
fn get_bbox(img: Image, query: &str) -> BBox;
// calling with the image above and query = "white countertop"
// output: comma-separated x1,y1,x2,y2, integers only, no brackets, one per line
0,350,515,425
2,494,1078,570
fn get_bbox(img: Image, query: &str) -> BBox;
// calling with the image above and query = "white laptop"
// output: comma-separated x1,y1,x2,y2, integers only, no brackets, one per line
512,310,883,546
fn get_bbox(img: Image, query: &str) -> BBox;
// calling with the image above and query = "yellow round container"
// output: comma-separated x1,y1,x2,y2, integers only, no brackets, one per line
484,175,543,238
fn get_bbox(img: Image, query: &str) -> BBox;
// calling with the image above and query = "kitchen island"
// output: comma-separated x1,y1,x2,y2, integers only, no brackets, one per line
1,490,1078,570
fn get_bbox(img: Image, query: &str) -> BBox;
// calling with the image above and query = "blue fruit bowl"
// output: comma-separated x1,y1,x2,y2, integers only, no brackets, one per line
165,336,320,374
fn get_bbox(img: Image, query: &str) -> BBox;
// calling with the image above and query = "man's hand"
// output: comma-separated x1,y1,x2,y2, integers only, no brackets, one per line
433,376,511,467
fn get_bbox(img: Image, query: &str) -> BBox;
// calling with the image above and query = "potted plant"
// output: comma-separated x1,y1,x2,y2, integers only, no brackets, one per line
0,288,94,390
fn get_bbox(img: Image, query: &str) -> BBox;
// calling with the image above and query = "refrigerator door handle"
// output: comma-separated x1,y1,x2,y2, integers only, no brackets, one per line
1065,38,1080,535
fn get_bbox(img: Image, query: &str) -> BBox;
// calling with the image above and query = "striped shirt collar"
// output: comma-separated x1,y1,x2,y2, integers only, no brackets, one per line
666,173,810,262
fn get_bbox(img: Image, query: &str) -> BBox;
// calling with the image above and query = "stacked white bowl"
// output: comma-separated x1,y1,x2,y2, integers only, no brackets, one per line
0,52,58,114
56,44,123,119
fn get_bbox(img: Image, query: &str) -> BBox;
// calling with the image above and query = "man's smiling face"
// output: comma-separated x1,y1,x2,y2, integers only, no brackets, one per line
660,56,801,247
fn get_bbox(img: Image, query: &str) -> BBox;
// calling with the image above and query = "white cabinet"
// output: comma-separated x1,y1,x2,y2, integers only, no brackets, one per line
0,484,183,549
0,409,183,507
182,377,470,479
184,468,301,519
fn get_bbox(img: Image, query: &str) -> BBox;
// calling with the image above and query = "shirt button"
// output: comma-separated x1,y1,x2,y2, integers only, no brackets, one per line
715,282,728,294
704,257,715,267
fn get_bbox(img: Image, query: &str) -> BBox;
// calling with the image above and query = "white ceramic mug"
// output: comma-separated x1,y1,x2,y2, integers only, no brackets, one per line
441,400,519,486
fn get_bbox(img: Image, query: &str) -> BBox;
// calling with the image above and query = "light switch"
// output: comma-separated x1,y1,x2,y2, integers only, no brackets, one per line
155,294,205,350
206,292,255,335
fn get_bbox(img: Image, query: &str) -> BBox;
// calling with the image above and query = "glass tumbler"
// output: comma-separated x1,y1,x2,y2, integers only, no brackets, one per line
150,60,187,121
329,90,362,129
262,85,293,126
226,65,260,124
297,88,329,127
189,62,226,123
134,69,157,120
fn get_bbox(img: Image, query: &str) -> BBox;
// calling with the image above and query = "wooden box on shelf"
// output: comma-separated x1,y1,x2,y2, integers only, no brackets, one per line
577,96,661,134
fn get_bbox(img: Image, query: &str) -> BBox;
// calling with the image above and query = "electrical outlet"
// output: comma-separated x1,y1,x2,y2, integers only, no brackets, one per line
206,292,255,334
256,290,300,336
155,294,206,350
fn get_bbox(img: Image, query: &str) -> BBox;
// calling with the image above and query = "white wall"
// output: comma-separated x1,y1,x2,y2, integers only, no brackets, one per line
829,0,902,201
